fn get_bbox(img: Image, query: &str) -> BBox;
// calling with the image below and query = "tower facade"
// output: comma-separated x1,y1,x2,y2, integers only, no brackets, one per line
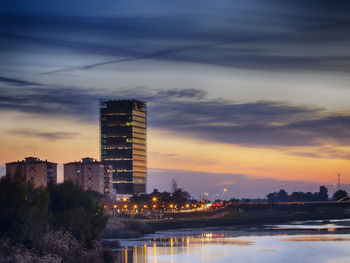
100,100,147,195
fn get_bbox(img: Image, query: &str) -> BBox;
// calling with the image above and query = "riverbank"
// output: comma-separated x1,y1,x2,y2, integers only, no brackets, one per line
146,210,350,231
102,209,350,240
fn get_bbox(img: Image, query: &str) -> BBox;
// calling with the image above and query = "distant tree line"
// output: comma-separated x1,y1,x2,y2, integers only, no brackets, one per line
266,186,349,202
266,186,328,202
130,188,193,211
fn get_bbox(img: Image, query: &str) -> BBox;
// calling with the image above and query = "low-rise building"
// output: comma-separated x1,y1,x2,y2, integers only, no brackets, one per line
6,157,57,187
64,157,112,195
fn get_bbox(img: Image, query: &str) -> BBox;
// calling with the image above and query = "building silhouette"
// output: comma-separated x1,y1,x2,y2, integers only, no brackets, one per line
64,157,112,195
100,100,147,195
6,157,57,187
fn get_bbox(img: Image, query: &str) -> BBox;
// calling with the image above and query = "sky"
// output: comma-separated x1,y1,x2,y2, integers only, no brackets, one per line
1,0,350,199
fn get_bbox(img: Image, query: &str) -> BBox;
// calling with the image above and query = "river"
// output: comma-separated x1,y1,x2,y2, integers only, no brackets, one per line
113,219,350,263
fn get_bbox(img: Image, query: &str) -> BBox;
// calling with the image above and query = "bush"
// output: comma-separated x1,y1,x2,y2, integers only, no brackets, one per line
47,181,108,247
333,190,349,201
0,172,50,247
39,230,85,262
0,174,109,262
0,239,61,263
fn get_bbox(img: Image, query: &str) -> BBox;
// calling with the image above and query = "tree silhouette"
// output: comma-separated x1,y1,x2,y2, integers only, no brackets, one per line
318,186,328,201
47,181,108,247
0,170,50,246
333,190,349,201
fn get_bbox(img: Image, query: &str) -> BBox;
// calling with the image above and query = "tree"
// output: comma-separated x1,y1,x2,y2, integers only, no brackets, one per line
266,192,277,202
305,192,315,201
289,192,305,202
333,189,349,201
277,189,288,202
173,189,190,209
318,186,328,201
47,181,108,247
171,179,178,193
0,170,50,246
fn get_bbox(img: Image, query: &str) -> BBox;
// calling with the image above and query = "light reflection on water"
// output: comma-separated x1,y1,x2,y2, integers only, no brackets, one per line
115,221,350,263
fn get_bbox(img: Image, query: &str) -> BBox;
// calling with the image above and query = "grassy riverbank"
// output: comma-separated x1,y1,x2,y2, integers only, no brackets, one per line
102,206,350,240
147,210,350,231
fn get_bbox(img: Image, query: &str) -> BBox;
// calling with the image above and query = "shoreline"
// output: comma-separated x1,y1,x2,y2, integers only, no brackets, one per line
102,210,350,241
145,211,350,231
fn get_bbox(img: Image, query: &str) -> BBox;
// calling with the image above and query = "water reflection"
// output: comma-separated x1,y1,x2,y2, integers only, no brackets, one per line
115,220,350,263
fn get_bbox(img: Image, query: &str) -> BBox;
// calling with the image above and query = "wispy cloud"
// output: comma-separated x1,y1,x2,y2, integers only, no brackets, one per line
0,76,41,86
289,147,350,160
149,99,350,147
10,129,80,140
1,1,350,74
1,76,350,149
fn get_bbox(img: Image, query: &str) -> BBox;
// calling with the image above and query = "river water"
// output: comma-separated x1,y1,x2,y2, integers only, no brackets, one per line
114,219,350,263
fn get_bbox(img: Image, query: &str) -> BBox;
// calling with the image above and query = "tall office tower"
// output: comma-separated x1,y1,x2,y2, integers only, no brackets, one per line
6,157,57,188
64,157,113,195
100,100,147,195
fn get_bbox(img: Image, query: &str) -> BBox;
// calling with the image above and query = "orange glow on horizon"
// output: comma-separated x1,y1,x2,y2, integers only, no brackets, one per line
148,129,350,184
0,115,349,186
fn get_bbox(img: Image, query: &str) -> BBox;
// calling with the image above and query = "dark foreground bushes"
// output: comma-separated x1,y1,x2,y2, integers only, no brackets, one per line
0,172,113,262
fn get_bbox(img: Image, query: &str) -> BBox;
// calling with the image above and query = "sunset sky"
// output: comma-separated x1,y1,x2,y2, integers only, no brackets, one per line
1,0,350,198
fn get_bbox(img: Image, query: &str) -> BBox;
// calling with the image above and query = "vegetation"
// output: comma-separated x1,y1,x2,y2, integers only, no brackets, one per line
129,188,193,212
266,186,329,202
47,181,108,247
0,171,50,246
0,171,110,262
333,189,349,201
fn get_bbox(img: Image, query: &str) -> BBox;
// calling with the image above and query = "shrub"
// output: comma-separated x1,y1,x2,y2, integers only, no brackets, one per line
39,230,85,262
0,172,50,247
47,181,108,247
0,239,61,263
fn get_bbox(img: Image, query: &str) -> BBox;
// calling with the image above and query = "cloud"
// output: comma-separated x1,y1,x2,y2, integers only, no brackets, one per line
0,77,103,122
149,100,350,147
36,21,350,75
0,76,41,86
1,76,350,148
289,147,350,160
10,129,80,140
1,2,350,74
